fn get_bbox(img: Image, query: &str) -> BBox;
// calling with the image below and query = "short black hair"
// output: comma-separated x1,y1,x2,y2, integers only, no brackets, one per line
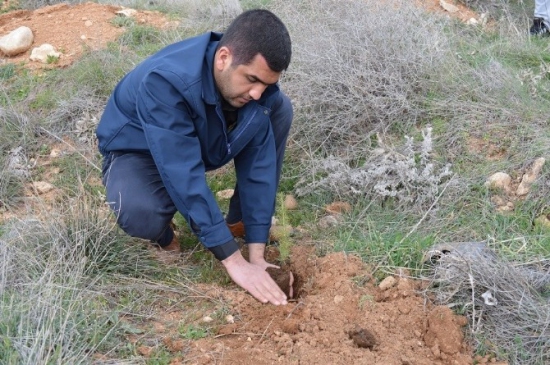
218,9,292,72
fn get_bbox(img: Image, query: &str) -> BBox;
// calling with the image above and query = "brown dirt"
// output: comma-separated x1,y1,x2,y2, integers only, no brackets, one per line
1,2,494,364
0,2,176,70
131,245,476,364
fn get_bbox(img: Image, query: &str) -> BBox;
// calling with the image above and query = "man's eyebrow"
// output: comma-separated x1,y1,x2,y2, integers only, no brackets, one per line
249,74,278,86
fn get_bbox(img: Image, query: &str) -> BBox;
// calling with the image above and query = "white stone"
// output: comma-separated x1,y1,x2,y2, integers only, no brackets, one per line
49,148,61,158
0,26,34,56
225,315,234,324
216,188,234,200
32,181,54,194
116,8,138,17
484,172,512,192
202,316,214,323
517,157,545,196
30,44,61,63
439,0,459,13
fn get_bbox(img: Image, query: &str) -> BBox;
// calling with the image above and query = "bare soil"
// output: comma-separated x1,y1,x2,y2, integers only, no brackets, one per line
177,245,475,365
0,2,501,364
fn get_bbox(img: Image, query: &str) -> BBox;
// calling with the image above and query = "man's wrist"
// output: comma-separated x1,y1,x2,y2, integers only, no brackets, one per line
247,243,266,263
221,249,246,269
208,239,240,261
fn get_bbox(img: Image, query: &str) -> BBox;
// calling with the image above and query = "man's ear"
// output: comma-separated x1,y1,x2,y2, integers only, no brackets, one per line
215,46,232,71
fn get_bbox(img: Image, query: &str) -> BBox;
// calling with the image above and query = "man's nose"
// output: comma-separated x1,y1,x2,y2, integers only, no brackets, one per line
249,84,267,100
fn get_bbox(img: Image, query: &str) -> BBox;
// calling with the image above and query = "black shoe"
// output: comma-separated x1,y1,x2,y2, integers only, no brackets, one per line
530,18,550,36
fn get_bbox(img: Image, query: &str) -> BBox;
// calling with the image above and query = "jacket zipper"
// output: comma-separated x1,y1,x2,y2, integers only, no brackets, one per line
215,104,231,155
216,104,260,157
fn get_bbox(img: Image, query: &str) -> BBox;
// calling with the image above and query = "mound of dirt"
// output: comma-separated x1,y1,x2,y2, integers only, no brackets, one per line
0,2,175,69
157,245,474,365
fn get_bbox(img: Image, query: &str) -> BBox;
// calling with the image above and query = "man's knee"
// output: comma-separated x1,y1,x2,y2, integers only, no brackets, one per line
111,199,171,241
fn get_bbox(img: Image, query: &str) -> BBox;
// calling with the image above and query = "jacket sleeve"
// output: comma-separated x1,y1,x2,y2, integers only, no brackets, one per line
233,119,277,244
136,69,238,260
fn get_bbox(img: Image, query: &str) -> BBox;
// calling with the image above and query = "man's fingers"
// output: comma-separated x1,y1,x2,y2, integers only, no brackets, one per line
255,274,287,305
264,262,281,270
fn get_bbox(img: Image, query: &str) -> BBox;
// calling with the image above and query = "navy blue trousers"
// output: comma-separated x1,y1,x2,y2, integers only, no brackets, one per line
102,93,292,246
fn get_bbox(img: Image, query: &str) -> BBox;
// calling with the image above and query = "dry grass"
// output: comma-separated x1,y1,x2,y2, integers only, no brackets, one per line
275,0,451,160
426,242,549,364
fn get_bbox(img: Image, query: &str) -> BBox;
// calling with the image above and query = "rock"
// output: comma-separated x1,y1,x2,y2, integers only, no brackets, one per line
30,44,61,63
116,8,138,17
284,194,298,210
0,26,34,56
32,181,54,194
379,276,397,290
534,215,550,229
516,157,545,196
439,0,459,13
348,328,377,349
216,189,234,200
484,172,512,192
202,316,214,323
225,315,234,324
49,148,61,158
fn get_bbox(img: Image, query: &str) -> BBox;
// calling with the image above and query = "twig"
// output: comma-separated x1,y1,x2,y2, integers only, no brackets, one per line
286,301,304,319
468,273,477,333
257,318,274,345
39,126,101,172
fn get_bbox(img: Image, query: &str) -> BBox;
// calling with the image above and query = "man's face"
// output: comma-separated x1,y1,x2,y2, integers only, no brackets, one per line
214,47,281,108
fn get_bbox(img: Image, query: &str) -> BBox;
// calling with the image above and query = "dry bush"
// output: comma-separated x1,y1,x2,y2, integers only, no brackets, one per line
274,0,451,159
426,242,550,365
295,126,454,208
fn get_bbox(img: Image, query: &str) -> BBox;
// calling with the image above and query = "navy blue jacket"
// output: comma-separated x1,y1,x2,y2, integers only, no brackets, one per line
96,32,280,259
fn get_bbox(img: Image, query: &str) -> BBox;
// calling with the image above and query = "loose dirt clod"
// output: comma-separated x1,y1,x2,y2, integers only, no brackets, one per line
349,327,377,349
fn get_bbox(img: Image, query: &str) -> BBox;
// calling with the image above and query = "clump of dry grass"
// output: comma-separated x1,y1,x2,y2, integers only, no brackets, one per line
425,242,549,364
0,189,120,363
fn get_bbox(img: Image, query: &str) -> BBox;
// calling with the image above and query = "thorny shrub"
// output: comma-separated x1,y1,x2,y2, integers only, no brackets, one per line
295,126,453,207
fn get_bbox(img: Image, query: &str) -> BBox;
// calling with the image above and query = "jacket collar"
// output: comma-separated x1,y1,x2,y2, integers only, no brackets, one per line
202,32,221,105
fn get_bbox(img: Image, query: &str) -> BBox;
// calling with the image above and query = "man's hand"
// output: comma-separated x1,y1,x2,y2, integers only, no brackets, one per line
221,246,288,305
